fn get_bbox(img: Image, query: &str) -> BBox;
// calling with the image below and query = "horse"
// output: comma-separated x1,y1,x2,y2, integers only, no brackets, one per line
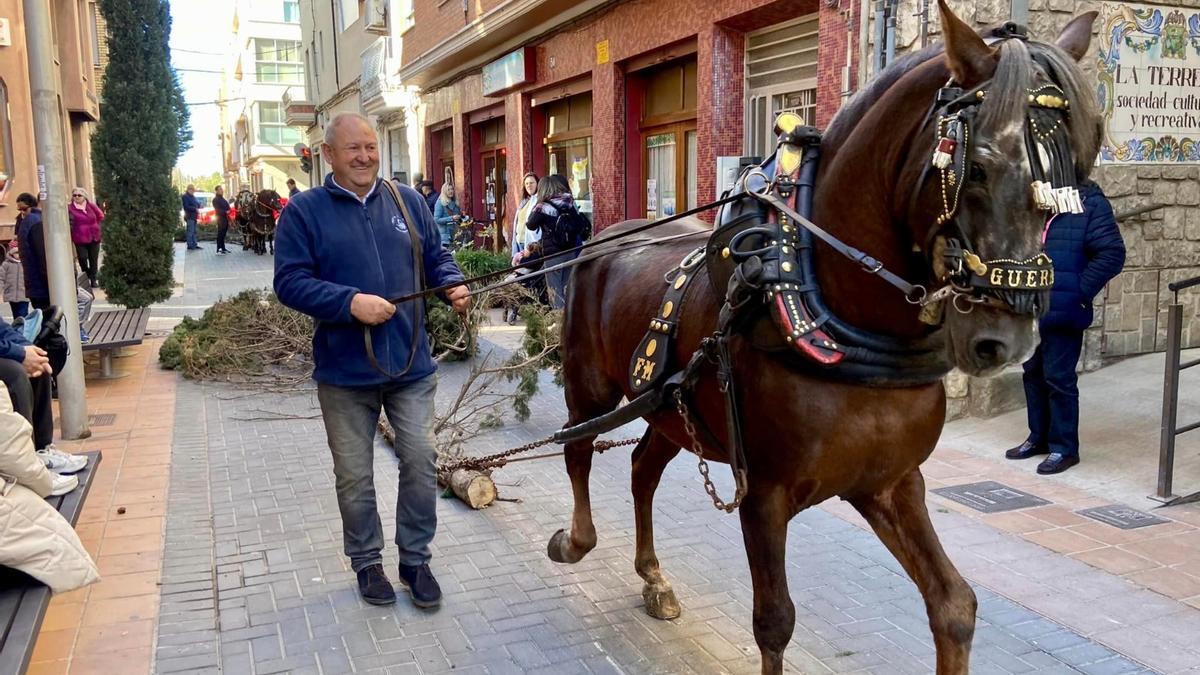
237,189,282,255
548,3,1100,673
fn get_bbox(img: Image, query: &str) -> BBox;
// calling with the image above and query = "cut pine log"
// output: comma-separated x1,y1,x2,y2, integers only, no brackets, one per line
378,413,497,509
447,469,497,509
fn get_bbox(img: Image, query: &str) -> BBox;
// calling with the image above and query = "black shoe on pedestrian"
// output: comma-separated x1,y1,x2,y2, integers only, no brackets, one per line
356,564,396,606
398,563,442,608
1005,439,1049,460
1037,453,1079,475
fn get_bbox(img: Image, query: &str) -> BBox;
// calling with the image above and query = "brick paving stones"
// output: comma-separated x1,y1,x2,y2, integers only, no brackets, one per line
157,355,1155,674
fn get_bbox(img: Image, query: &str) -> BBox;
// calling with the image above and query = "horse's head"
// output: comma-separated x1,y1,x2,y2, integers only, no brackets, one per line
259,190,283,212
892,2,1100,376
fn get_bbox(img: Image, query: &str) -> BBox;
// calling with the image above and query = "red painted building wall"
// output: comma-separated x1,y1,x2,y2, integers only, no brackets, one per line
411,0,857,233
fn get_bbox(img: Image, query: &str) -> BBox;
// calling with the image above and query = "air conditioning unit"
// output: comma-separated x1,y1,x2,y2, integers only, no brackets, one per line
364,0,388,34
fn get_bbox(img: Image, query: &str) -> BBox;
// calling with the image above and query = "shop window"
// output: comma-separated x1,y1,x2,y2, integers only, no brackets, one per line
257,102,302,146
643,59,697,123
543,92,593,222
479,118,504,148
636,57,697,219
255,39,303,84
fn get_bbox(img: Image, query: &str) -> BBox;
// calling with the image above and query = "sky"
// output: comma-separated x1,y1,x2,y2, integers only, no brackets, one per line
170,0,235,177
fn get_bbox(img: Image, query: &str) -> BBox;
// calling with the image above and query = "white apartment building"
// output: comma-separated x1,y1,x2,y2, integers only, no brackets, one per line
219,0,310,194
290,0,420,186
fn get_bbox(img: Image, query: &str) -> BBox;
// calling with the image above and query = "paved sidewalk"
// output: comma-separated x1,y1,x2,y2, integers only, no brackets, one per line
151,355,1161,674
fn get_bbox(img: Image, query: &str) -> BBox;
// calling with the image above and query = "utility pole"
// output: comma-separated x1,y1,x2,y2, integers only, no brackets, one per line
23,0,91,440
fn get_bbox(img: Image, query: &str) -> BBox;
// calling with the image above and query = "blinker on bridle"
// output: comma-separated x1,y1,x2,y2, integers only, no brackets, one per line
916,25,1080,321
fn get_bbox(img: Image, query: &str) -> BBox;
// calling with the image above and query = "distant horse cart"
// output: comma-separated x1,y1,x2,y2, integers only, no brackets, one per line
234,189,282,255
527,4,1102,674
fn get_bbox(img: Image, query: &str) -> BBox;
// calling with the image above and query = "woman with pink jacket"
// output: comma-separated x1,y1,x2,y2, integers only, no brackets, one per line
67,187,103,288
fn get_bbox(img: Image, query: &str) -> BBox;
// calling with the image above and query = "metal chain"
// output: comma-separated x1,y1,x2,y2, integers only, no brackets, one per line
436,435,641,475
437,436,556,474
673,390,744,513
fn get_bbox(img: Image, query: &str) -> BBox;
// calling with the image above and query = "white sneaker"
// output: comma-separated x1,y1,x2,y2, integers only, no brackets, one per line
49,473,79,496
36,445,88,474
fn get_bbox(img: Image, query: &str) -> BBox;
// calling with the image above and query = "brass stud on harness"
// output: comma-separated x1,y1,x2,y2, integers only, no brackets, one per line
674,274,687,289
721,247,731,259
662,301,675,318
646,338,658,357
782,262,794,273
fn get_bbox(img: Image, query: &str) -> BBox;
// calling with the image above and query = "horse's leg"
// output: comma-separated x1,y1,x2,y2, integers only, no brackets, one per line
547,380,621,565
849,469,976,675
740,488,796,675
631,429,682,620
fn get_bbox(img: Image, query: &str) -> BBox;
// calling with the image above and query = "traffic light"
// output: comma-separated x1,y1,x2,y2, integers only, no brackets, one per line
295,143,312,175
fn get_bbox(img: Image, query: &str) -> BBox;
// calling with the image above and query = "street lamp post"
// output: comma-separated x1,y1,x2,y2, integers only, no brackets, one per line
22,0,91,440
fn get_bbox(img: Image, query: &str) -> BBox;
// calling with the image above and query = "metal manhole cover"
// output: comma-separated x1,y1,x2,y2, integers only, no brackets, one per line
932,481,1051,513
1077,505,1169,530
89,414,116,427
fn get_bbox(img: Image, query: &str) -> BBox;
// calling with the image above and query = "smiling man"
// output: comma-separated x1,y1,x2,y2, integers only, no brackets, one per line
274,112,469,608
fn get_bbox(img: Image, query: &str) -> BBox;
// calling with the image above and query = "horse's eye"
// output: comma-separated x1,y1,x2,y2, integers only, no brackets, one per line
969,162,987,182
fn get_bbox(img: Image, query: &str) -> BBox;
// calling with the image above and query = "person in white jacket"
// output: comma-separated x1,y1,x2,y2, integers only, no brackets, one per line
0,382,99,594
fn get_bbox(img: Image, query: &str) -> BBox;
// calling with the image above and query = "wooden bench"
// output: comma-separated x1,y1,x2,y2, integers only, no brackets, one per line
0,451,102,674
83,308,151,378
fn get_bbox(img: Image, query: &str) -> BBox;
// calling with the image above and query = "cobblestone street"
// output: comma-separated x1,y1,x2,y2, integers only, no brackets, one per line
156,367,1154,675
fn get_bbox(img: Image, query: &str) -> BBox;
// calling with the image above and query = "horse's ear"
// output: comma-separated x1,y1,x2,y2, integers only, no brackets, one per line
1055,11,1098,61
938,0,997,85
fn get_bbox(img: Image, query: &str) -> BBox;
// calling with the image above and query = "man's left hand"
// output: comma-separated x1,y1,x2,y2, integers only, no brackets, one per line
446,285,471,315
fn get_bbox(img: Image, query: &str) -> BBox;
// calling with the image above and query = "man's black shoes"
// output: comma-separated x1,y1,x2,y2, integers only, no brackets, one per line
1005,440,1049,460
356,564,396,605
398,563,442,609
1037,453,1080,475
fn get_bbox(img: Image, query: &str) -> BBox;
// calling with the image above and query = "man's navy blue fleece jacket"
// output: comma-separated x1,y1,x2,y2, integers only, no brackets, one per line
0,318,30,363
273,176,464,387
1042,182,1126,331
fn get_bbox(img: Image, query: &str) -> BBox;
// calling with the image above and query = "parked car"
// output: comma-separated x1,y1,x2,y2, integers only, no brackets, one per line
179,191,216,225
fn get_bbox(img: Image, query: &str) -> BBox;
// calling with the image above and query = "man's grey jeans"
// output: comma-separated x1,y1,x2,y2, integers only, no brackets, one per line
317,374,438,572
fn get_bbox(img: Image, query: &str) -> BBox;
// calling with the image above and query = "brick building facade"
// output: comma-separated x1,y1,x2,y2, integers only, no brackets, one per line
399,0,859,244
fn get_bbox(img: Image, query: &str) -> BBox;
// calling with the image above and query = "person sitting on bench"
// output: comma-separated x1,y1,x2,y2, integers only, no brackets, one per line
0,318,87,474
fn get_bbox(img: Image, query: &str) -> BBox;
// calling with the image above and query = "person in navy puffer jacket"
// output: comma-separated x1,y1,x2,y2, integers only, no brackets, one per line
274,113,469,609
1005,181,1126,475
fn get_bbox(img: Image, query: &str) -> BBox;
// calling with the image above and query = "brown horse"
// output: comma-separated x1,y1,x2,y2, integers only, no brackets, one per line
548,4,1100,674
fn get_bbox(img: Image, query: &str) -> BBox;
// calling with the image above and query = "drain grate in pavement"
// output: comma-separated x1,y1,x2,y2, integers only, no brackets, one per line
932,481,1051,513
1077,505,1169,530
89,414,116,427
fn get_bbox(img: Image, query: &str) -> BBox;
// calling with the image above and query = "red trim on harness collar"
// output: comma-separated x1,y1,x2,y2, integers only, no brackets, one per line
773,293,843,365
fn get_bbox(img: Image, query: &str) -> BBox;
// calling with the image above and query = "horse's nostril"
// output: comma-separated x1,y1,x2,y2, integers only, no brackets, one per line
973,338,1008,365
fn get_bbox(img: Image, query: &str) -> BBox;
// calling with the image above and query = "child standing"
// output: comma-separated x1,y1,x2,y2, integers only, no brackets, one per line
2,240,27,319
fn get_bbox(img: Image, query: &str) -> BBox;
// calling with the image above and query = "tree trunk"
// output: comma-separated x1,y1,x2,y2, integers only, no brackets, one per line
447,469,497,509
378,413,497,509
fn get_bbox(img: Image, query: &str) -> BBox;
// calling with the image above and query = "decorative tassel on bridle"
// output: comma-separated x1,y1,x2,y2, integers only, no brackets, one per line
1024,85,1082,215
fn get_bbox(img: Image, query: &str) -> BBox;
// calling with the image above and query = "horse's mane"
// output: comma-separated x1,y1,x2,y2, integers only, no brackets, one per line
825,28,1099,177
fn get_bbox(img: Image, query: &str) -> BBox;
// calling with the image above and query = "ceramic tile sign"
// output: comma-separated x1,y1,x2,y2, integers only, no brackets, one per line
932,481,1051,513
1098,2,1200,162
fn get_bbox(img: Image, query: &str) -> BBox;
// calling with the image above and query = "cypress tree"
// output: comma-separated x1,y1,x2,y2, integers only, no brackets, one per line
92,0,191,307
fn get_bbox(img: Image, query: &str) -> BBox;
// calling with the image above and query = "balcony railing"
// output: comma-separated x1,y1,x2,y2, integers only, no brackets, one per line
282,87,315,127
361,38,411,115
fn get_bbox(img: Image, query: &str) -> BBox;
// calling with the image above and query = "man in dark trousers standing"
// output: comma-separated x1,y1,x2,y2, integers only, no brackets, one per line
1005,180,1126,474
275,112,469,608
213,185,231,255
15,193,49,310
286,178,300,198
182,184,202,250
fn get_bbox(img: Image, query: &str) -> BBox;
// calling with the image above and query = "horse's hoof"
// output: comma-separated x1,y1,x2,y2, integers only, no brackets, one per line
643,585,681,620
547,529,571,563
